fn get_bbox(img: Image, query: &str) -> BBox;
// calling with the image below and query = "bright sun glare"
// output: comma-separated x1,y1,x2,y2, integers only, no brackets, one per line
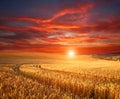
68,50,75,57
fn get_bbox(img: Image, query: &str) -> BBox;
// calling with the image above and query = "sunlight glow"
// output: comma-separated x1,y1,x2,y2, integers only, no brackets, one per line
68,50,75,57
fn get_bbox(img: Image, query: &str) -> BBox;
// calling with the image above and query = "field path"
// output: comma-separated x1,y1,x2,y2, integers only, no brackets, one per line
11,63,120,99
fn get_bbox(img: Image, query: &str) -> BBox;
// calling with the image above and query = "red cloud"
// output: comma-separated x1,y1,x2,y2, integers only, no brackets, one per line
0,2,120,54
0,43,119,54
0,25,28,32
2,2,93,24
49,3,94,22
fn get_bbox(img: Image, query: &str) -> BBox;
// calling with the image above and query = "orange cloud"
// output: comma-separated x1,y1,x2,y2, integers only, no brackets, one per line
76,44,120,54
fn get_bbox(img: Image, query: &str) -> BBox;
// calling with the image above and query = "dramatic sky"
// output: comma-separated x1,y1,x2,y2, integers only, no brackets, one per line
0,0,120,54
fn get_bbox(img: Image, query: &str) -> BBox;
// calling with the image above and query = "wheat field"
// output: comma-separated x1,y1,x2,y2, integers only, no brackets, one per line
0,60,120,99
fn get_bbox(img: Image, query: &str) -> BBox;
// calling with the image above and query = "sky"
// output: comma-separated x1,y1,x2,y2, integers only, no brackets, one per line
0,0,120,55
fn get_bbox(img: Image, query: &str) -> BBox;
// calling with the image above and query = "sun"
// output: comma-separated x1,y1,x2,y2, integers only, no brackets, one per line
68,50,75,57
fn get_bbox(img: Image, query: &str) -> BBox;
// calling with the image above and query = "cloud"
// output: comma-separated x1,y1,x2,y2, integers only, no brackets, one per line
0,1,120,54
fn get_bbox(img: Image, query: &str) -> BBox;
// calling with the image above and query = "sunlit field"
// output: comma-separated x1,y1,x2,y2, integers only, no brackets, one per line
0,57,120,99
